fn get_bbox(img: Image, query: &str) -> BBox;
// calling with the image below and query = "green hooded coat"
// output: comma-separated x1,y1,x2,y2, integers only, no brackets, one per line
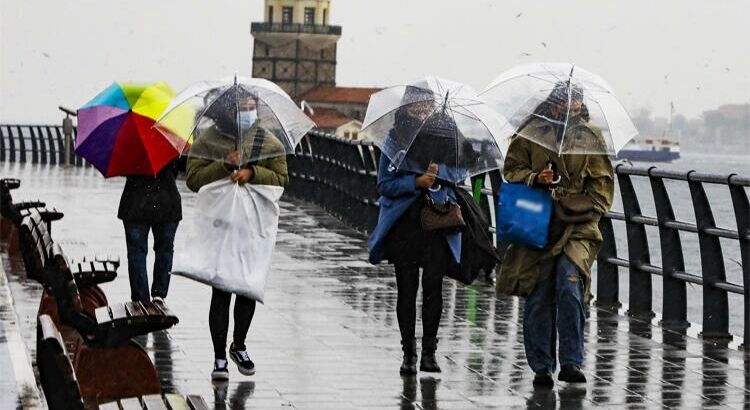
496,118,614,301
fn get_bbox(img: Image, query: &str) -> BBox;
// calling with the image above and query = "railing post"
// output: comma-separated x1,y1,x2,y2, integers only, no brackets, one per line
596,215,620,308
62,116,74,167
617,168,654,318
15,126,26,163
0,125,6,162
648,168,688,329
727,175,749,349
687,171,731,340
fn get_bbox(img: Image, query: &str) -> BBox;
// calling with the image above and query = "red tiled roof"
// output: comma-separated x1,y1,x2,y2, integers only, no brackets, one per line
300,86,382,104
309,108,358,129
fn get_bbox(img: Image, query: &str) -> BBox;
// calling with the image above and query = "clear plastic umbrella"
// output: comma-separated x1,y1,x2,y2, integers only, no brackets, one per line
480,62,638,156
361,76,508,183
154,75,314,164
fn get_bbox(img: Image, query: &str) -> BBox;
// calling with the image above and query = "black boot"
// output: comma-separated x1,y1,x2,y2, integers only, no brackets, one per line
419,337,441,373
399,339,418,375
558,364,587,383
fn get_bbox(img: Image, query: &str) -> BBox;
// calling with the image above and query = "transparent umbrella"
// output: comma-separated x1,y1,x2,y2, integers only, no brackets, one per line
360,76,508,183
480,62,638,155
154,75,315,164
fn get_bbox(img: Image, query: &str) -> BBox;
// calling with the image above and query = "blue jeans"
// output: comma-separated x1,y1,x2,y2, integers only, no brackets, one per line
523,254,585,373
123,221,179,302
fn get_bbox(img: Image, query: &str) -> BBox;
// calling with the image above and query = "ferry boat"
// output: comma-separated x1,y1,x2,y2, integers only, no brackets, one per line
617,136,680,162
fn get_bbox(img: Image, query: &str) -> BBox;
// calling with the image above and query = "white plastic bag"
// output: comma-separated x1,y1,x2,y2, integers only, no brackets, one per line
171,179,284,303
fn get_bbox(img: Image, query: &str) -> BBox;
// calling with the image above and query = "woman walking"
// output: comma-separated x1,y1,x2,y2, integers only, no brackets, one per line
118,159,181,303
497,82,614,386
368,90,464,375
186,90,288,381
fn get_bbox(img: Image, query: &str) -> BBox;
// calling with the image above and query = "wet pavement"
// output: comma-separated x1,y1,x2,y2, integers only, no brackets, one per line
1,162,749,409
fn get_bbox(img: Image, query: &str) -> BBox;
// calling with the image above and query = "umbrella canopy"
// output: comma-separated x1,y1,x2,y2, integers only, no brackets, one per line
76,82,190,177
360,76,507,183
154,75,314,165
480,62,638,155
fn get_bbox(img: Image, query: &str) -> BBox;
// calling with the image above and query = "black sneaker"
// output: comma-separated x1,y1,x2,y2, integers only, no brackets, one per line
558,364,587,383
211,359,229,381
533,370,554,387
229,343,256,376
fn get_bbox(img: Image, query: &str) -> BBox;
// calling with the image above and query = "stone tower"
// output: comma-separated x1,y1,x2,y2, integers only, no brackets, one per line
251,0,341,100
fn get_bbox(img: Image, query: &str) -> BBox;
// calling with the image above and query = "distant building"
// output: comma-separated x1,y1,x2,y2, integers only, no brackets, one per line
702,103,750,146
306,107,363,139
250,1,381,140
251,0,341,100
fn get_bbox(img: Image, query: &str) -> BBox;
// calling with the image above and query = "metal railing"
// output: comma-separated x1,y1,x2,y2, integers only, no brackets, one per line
0,124,88,167
286,131,749,348
595,165,749,347
251,22,342,36
1,125,747,347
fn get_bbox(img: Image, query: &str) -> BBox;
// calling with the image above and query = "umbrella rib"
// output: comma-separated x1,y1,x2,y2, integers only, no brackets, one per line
461,106,506,160
255,93,301,152
184,86,237,145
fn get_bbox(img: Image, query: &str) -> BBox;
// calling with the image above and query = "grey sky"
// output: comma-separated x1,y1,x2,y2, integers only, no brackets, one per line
1,0,748,123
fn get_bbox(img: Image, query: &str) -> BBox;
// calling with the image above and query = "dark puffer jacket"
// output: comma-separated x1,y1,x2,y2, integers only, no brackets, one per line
117,161,182,224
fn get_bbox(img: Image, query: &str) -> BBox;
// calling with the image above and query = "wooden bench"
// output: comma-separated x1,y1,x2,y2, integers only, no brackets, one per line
21,210,178,347
18,210,114,298
0,178,62,254
38,314,207,409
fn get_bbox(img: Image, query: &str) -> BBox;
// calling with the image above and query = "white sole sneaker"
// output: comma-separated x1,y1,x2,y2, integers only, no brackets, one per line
229,354,256,376
211,369,229,381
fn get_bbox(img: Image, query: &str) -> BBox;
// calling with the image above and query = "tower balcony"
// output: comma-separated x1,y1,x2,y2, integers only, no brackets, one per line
251,22,342,36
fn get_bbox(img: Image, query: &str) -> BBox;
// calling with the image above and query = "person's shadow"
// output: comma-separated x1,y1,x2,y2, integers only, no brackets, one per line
229,381,256,409
400,375,441,410
212,380,255,409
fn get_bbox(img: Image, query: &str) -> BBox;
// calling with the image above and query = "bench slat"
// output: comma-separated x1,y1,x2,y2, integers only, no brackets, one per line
125,301,145,318
142,395,169,410
95,305,112,324
110,303,129,320
120,397,144,410
164,394,189,410
142,303,161,316
186,395,209,410
98,402,121,410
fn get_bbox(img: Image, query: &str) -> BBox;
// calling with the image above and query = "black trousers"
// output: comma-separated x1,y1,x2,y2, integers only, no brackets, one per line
209,287,256,360
386,197,451,342
395,260,445,341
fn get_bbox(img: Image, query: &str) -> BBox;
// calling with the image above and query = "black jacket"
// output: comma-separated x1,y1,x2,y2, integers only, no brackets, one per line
447,188,500,285
117,161,182,224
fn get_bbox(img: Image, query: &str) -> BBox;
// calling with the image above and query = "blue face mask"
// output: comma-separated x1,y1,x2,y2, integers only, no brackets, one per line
237,110,257,129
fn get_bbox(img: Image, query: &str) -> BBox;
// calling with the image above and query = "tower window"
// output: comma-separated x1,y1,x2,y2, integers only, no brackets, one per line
268,6,274,22
323,9,327,25
282,7,293,24
304,8,315,25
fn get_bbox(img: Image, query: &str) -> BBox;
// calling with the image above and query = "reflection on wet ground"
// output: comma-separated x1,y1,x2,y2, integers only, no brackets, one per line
1,163,749,409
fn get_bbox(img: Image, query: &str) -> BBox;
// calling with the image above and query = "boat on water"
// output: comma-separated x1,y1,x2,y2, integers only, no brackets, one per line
617,136,680,162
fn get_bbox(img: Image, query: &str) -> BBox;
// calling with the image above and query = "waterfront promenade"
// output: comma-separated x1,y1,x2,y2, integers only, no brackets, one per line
1,162,749,409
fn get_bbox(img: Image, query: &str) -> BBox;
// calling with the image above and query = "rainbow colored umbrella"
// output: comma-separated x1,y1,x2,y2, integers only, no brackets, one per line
76,82,191,177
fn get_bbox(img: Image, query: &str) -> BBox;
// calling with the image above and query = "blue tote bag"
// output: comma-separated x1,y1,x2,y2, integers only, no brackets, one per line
496,182,553,249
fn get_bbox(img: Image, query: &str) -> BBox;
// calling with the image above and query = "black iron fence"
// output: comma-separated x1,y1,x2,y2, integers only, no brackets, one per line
0,124,88,167
287,131,750,348
2,125,748,348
